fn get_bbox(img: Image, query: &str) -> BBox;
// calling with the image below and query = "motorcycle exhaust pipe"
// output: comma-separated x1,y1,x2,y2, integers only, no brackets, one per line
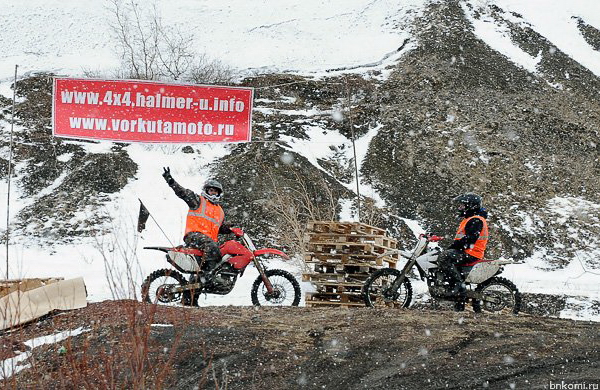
169,282,203,294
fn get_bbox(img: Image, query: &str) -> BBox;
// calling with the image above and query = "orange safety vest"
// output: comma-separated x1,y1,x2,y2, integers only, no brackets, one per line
454,215,489,259
185,196,225,242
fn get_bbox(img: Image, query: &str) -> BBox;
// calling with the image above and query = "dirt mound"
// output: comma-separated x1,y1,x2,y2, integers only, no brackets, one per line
2,301,598,389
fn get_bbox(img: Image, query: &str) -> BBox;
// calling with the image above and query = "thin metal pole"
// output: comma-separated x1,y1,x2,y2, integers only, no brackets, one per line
6,65,17,279
149,213,175,247
139,199,175,247
346,77,361,222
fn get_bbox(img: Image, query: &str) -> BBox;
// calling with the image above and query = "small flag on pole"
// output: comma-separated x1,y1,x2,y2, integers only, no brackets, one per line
137,200,150,233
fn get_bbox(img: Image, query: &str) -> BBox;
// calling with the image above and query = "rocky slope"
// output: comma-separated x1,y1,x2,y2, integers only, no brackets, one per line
1,1,599,267
362,1,600,267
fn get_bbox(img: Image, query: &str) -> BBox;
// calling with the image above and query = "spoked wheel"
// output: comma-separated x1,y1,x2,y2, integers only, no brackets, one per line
362,268,413,308
472,277,521,314
251,269,301,306
141,269,188,306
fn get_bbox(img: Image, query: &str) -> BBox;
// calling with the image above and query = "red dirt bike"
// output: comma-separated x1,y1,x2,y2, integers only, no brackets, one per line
362,233,521,313
141,233,301,306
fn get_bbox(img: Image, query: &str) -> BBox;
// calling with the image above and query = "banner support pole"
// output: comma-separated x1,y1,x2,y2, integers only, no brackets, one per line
346,77,361,222
6,65,17,280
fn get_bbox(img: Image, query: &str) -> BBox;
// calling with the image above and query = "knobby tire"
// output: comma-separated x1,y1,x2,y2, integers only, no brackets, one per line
362,268,413,308
472,276,521,314
141,268,189,305
251,269,301,306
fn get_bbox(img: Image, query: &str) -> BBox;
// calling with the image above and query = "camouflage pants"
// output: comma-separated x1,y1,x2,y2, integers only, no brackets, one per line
438,249,466,288
183,232,221,271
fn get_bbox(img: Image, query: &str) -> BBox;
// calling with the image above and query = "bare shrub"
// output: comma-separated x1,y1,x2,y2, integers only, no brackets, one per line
356,196,384,227
188,53,236,85
84,205,146,301
107,0,235,84
264,167,338,271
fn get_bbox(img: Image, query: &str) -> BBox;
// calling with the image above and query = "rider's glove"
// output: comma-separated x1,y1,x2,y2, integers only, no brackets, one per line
230,227,244,237
162,167,174,185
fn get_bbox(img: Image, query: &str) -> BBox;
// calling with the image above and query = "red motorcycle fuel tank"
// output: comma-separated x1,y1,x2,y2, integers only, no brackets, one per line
220,240,254,269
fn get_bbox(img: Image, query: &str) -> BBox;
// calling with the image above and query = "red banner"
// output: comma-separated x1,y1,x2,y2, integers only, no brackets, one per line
52,78,253,143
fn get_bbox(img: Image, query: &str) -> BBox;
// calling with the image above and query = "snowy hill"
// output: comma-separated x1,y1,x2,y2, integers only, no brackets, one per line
0,0,599,321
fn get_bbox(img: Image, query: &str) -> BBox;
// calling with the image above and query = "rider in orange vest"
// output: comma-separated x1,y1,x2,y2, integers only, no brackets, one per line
439,193,489,298
162,167,243,275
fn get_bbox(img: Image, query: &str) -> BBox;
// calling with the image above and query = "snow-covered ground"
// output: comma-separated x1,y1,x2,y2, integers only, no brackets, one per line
470,0,600,78
0,0,599,320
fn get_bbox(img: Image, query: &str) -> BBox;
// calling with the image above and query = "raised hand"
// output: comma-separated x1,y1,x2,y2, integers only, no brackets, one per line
162,167,174,184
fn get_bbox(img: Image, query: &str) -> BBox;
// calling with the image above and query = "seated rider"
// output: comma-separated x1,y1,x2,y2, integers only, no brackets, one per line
438,193,489,297
162,167,243,275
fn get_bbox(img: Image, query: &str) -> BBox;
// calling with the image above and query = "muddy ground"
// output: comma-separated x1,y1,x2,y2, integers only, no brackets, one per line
1,300,599,389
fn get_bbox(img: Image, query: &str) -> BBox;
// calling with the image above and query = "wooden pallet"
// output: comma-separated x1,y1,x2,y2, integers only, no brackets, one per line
307,221,387,236
306,242,398,259
311,281,364,294
303,220,398,307
304,233,397,250
312,263,380,275
302,272,371,284
304,253,397,268
305,301,364,308
304,291,365,308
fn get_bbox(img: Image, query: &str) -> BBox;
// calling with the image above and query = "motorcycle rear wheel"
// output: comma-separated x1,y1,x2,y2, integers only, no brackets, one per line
472,276,521,314
141,269,189,306
251,269,301,306
362,268,413,308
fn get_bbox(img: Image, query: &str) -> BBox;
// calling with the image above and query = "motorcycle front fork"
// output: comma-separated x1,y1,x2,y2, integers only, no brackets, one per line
253,258,274,294
390,257,418,292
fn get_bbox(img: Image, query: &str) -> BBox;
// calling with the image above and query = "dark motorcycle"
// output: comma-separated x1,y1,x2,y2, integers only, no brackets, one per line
141,232,301,306
362,233,521,313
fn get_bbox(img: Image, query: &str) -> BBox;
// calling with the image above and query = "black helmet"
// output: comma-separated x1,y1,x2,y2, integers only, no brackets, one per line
202,179,223,204
453,193,482,216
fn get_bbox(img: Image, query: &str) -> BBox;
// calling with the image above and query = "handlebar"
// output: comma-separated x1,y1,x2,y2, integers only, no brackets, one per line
419,233,444,242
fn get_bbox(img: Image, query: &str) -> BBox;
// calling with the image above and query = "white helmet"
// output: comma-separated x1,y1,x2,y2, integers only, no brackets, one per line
201,179,223,204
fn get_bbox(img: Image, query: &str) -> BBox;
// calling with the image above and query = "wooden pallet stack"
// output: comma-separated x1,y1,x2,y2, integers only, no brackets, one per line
303,221,399,308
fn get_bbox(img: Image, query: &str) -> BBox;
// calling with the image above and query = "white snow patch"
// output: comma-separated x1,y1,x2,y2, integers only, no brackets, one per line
490,0,600,77
338,199,357,222
546,196,600,224
504,255,600,303
397,217,426,238
0,0,427,78
56,153,74,163
463,3,542,73
1,327,90,380
560,296,600,322
524,161,542,174
280,125,349,173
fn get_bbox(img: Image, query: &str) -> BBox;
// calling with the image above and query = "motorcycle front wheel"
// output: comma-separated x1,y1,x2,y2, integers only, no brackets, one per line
472,276,521,314
141,268,189,306
362,268,413,308
251,269,301,306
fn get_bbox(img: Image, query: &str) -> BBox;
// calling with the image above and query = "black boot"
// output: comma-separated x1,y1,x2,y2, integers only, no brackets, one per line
202,242,222,273
454,300,466,312
447,266,466,299
203,258,218,278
